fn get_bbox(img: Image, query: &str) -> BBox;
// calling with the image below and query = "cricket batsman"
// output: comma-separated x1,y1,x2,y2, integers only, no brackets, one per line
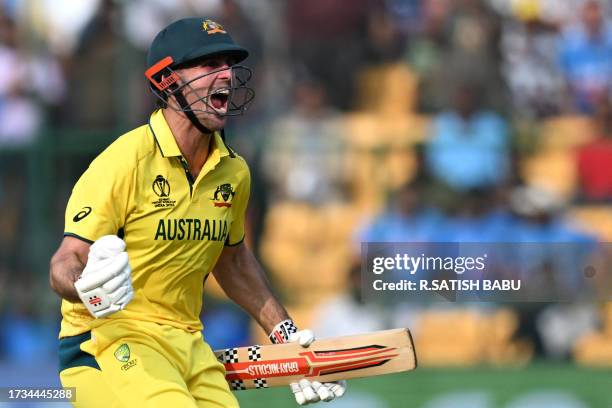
49,17,346,407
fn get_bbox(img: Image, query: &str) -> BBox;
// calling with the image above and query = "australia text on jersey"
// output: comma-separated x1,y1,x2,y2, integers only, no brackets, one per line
154,218,229,241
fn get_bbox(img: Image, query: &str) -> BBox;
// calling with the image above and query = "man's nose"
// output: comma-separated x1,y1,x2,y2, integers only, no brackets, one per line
216,64,232,80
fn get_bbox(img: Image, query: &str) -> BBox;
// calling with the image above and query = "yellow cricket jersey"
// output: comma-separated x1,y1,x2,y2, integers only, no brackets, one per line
59,109,250,338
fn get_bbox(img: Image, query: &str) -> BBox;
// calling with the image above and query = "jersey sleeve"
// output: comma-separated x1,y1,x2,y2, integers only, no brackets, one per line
64,153,133,243
226,164,251,246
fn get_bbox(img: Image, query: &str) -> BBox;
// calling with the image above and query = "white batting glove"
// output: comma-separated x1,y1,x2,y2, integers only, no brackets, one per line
74,235,134,318
290,379,347,405
269,320,347,405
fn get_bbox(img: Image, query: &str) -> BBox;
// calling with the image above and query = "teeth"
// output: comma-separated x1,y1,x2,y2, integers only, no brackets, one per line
213,89,229,95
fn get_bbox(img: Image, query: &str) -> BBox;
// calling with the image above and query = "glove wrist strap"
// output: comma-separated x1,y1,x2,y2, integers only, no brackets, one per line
268,319,298,344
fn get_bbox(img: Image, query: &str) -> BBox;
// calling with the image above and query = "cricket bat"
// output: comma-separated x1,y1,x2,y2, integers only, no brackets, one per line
214,328,417,390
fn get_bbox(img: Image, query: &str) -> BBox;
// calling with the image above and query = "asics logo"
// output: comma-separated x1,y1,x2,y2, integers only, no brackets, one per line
73,207,92,222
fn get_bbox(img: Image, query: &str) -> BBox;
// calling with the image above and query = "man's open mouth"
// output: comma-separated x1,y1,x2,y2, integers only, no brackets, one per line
210,88,229,110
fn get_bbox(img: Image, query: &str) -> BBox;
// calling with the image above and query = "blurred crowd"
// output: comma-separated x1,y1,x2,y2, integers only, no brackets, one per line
1,0,612,367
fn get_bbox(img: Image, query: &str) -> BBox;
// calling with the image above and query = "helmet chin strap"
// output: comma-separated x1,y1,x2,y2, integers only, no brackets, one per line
173,90,213,135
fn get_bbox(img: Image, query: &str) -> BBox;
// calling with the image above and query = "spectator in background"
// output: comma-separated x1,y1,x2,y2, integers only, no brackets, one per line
357,179,442,243
361,5,405,65
0,12,64,275
500,3,567,118
262,77,347,204
0,13,64,145
404,0,451,99
490,0,586,28
285,0,374,110
62,0,124,129
0,12,40,146
17,0,101,57
503,185,599,352
405,0,452,112
430,188,513,242
558,0,612,114
384,0,427,38
507,185,596,243
408,0,507,112
577,95,612,201
425,82,510,192
505,185,597,297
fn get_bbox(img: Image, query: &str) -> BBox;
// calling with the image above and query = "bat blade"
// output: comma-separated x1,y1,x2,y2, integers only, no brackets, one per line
214,328,417,390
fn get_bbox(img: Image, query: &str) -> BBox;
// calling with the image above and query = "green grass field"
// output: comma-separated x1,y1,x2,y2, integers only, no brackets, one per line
236,363,611,408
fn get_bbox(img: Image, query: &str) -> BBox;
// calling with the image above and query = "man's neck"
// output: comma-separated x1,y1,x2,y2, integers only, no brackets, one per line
162,108,213,179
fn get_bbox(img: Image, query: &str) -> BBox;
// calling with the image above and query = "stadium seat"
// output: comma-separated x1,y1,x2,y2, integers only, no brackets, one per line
568,206,612,241
354,63,419,115
573,303,612,366
574,332,612,366
518,115,598,199
261,202,361,305
520,150,578,199
414,308,531,367
342,113,430,214
539,115,596,151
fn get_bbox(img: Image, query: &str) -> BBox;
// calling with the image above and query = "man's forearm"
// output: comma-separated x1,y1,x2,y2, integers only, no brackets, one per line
213,244,290,333
49,252,84,303
256,295,292,334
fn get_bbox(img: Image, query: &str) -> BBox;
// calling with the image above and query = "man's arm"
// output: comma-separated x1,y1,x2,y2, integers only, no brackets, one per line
212,242,290,334
213,242,347,405
49,236,90,302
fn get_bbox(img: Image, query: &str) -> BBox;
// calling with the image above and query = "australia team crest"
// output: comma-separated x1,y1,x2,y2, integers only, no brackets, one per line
202,19,226,35
211,183,235,208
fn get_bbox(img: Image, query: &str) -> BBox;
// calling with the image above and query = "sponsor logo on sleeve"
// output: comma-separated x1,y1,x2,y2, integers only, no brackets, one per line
73,207,92,222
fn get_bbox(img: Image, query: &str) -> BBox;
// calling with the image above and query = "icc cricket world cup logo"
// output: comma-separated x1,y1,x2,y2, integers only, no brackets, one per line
152,175,171,197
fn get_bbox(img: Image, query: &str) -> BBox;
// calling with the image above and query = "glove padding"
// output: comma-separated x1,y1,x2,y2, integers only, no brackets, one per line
291,379,347,406
74,235,133,318
269,320,347,405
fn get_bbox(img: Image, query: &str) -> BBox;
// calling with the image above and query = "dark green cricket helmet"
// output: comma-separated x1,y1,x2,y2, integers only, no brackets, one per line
146,17,249,70
144,17,254,120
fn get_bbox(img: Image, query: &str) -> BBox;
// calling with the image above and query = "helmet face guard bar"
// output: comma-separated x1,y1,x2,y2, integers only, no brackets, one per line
145,56,255,117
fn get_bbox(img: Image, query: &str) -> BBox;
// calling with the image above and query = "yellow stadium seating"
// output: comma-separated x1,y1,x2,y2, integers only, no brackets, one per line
568,206,612,241
354,63,419,115
413,308,531,367
260,202,362,305
574,332,612,366
520,150,578,200
573,303,612,366
341,113,430,214
539,115,597,151
518,115,598,200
